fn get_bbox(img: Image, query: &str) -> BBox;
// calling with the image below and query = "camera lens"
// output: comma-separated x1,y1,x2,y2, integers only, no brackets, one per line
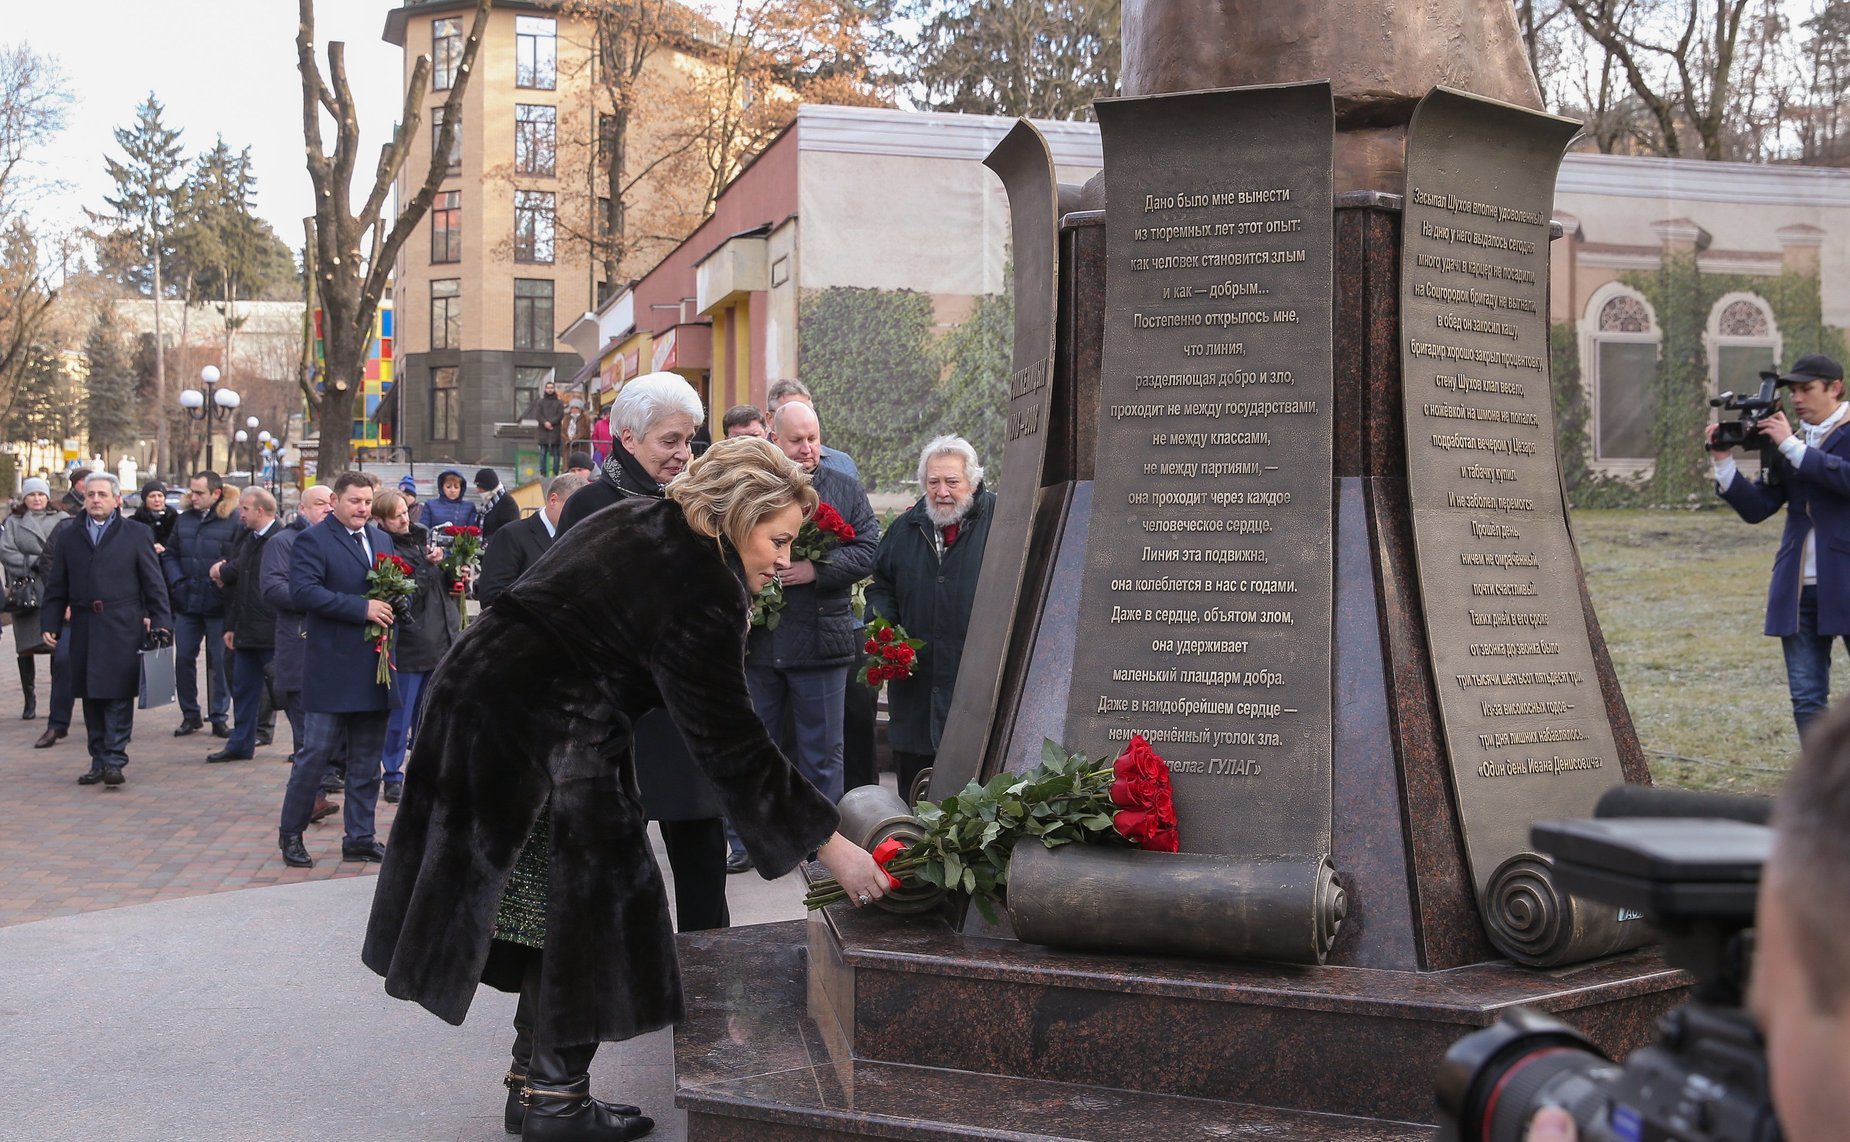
1437,1008,1618,1142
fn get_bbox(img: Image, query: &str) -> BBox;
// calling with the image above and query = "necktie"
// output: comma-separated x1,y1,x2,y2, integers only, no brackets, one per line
352,529,370,563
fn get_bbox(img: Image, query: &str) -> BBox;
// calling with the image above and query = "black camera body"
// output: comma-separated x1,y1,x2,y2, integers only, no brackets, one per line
1436,809,1779,1142
1710,374,1782,451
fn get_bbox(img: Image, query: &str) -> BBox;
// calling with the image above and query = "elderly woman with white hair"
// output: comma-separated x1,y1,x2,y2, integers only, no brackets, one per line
556,371,734,933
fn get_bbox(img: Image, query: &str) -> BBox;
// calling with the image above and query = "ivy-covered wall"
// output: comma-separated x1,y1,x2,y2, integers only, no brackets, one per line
1560,263,1847,504
798,283,1013,492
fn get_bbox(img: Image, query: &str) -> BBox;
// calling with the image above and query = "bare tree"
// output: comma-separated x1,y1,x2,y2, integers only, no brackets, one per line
1561,0,1752,160
296,0,490,476
0,45,68,421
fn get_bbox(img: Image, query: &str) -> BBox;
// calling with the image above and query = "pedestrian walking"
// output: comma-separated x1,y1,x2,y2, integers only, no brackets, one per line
164,471,239,738
39,474,172,786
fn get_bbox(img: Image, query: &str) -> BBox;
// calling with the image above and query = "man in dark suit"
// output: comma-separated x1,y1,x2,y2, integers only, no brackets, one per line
475,472,583,609
39,473,173,786
278,471,395,868
474,467,520,542
208,487,281,762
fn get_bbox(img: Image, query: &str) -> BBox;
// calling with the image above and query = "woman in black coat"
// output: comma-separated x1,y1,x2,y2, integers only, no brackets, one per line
364,437,889,1142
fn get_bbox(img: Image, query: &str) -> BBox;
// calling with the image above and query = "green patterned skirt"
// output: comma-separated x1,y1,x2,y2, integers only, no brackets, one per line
493,807,551,948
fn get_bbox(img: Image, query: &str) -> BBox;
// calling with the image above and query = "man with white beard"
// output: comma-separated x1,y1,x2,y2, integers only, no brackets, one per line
866,435,996,801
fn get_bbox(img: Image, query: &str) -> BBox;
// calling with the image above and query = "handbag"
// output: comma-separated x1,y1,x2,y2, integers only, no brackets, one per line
138,628,176,710
3,575,40,615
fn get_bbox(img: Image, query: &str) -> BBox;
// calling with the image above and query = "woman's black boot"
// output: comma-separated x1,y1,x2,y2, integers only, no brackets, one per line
507,962,638,1134
521,1042,652,1141
18,656,35,720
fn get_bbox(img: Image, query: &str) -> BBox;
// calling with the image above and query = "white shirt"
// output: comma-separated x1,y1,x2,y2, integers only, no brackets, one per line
348,527,373,565
540,512,557,539
1714,400,1849,582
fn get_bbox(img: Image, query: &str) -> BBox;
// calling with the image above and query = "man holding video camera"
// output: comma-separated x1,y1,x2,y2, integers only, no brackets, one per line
1707,354,1850,737
1526,701,1850,1142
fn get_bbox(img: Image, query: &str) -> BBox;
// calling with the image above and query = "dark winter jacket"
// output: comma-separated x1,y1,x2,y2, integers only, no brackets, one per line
362,496,840,1047
423,469,478,531
475,510,553,609
387,523,459,674
261,518,310,694
1718,422,1850,636
290,517,394,714
745,462,879,670
163,493,240,616
555,442,721,820
41,516,172,700
131,503,179,549
527,392,566,446
219,519,280,650
866,487,996,755
478,488,520,541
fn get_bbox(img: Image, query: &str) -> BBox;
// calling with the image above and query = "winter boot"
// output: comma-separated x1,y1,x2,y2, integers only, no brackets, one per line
520,1042,652,1141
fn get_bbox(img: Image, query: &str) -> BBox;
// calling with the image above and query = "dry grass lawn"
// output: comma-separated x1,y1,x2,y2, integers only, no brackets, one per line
1572,507,1845,795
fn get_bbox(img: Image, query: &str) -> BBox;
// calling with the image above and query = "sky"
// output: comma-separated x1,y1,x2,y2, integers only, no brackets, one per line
11,0,406,247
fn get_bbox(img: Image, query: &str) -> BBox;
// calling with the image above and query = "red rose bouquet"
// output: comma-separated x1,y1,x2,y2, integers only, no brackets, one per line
804,735,1179,918
795,501,855,561
751,502,856,629
364,553,419,685
858,616,924,687
438,524,484,629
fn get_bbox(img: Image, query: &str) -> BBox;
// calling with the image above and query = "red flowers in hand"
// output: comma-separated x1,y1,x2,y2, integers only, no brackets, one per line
1108,735,1180,853
859,617,925,688
810,502,854,542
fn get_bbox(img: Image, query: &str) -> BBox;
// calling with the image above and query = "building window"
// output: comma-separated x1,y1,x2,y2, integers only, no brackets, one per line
515,365,550,419
431,190,461,264
1589,290,1661,462
513,279,555,351
516,16,557,89
515,104,556,176
432,105,460,174
431,366,459,440
1709,293,1781,401
432,18,462,90
430,279,460,351
514,190,555,264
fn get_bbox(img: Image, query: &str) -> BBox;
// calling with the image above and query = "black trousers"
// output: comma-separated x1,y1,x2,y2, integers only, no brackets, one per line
894,750,935,807
81,697,134,771
843,678,878,791
660,817,729,931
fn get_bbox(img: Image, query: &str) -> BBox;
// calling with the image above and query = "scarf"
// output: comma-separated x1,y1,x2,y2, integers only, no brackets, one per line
599,444,666,499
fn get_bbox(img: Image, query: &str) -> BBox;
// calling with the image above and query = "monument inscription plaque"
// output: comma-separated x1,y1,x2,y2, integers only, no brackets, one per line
1399,88,1649,965
1066,83,1336,860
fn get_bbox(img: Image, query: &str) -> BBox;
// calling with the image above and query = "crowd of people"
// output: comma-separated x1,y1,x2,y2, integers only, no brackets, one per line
3,372,998,1141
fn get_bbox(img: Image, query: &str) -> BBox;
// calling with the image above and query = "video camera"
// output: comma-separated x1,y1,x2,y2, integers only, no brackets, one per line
1435,787,1779,1142
1709,373,1783,452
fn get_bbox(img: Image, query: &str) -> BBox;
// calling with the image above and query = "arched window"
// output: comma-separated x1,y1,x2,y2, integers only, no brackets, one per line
1708,293,1781,400
1585,286,1661,464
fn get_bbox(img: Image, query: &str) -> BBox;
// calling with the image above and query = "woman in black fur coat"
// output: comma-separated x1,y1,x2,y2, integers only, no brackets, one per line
363,437,890,1142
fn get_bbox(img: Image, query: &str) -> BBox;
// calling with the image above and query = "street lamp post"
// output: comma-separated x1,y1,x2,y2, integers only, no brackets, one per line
178,365,241,474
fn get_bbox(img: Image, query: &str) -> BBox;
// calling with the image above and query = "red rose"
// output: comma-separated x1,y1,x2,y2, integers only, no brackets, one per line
877,627,896,644
896,644,915,664
879,645,896,661
1111,772,1163,811
1113,809,1180,853
864,639,879,654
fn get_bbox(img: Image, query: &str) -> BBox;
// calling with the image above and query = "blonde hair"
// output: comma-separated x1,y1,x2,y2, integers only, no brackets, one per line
666,436,816,552
370,488,405,523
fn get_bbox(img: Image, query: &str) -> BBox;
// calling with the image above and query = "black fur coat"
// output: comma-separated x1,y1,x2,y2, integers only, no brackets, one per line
361,497,840,1046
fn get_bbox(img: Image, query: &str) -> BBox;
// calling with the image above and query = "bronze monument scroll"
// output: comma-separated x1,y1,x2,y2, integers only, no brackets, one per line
928,121,1063,802
1398,88,1650,967
1048,85,1342,963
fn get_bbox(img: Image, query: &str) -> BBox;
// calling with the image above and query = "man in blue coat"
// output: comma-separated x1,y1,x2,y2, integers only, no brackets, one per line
39,474,172,785
1712,354,1850,736
278,472,395,868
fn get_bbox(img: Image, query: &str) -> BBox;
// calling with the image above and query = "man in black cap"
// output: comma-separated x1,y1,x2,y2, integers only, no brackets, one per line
1709,352,1850,736
474,467,520,542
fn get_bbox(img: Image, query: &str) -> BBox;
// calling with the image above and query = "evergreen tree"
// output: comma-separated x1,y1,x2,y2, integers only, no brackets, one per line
84,310,137,459
94,92,182,474
900,0,1120,120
